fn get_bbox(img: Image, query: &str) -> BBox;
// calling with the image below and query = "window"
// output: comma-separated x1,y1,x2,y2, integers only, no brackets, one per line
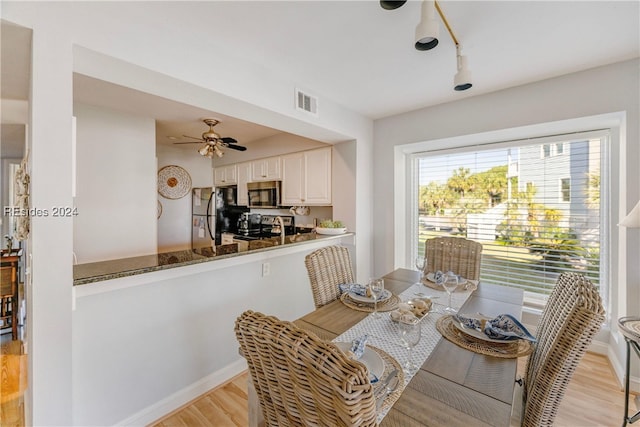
413,133,607,307
560,178,571,202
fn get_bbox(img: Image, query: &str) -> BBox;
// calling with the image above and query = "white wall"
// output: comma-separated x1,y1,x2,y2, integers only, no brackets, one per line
373,58,640,387
156,145,214,252
73,103,157,263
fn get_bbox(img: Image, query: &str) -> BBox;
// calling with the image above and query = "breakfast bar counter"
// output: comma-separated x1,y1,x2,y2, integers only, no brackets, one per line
73,232,353,286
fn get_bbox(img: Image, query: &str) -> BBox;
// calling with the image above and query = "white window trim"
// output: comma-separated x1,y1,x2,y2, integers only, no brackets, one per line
394,113,624,327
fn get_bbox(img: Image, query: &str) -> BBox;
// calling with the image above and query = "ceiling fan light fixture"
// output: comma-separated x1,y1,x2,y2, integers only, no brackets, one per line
380,0,407,10
199,145,210,157
415,0,439,51
454,46,472,91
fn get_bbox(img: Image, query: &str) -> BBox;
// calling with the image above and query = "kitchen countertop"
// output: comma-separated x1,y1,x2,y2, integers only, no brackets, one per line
73,232,353,286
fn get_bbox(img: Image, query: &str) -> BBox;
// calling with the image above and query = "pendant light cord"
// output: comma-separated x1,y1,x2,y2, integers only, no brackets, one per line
435,0,459,47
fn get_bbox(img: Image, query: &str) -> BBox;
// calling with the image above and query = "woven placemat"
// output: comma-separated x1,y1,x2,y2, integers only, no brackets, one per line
421,278,478,293
340,293,400,312
436,315,533,358
369,345,405,412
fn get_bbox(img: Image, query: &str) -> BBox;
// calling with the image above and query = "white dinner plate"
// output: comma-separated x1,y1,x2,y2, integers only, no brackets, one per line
334,341,385,380
452,318,509,343
348,289,392,304
425,272,468,286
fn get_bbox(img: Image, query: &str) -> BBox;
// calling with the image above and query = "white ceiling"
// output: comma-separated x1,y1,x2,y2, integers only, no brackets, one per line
2,1,639,150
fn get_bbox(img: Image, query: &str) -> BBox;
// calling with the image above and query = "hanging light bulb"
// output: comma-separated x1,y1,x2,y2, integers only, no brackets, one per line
415,0,439,51
454,45,472,91
198,145,209,157
214,146,224,158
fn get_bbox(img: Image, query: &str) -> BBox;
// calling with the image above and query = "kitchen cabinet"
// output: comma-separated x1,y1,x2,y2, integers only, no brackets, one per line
236,161,252,206
251,156,281,181
214,164,238,186
282,147,331,205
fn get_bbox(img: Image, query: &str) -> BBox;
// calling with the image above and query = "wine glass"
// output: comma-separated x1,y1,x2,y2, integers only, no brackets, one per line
368,278,385,318
442,272,459,313
397,320,421,375
414,256,426,286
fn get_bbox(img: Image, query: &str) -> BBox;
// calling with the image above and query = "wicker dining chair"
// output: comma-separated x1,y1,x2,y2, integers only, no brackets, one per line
423,236,483,281
305,245,355,308
235,310,378,427
514,272,605,427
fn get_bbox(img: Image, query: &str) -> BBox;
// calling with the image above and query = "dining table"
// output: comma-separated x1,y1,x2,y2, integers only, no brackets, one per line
247,268,526,427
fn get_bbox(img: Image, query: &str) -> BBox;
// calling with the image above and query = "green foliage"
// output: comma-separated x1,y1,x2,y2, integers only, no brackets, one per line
319,219,344,228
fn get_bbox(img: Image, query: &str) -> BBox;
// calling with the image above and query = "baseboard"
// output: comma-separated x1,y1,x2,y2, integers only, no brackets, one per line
608,343,640,394
115,358,248,427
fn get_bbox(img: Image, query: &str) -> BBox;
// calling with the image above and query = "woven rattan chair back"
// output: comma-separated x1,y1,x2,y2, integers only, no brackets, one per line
235,310,378,427
423,237,483,281
305,245,355,308
521,272,605,427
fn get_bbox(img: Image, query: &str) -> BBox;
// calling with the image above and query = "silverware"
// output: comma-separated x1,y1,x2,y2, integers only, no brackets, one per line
374,368,398,396
376,371,400,409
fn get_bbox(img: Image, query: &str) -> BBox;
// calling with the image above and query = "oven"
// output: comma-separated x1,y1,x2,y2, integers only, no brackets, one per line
247,181,281,208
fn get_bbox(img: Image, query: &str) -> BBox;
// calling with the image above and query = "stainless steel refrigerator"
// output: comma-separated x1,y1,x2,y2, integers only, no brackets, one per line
192,187,214,250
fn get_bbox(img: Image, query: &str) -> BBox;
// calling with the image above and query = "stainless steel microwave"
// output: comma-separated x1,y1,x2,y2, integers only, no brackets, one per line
247,181,281,208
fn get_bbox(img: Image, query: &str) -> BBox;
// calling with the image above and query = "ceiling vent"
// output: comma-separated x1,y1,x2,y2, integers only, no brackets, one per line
295,88,318,117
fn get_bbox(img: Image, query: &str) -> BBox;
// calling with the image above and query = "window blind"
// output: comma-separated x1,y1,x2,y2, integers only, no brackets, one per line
413,133,607,306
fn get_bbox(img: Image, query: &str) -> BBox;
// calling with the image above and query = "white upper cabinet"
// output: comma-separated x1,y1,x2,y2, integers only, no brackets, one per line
214,164,238,186
251,156,281,181
282,146,332,205
236,161,252,206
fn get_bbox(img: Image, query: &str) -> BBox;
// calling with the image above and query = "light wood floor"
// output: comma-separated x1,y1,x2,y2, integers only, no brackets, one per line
151,352,634,427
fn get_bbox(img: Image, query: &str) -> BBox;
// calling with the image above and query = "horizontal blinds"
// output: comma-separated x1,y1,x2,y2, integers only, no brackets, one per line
415,136,603,300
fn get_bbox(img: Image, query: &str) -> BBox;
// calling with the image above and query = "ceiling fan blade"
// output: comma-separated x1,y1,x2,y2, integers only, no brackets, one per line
173,141,202,145
182,134,204,141
225,144,247,151
221,137,237,144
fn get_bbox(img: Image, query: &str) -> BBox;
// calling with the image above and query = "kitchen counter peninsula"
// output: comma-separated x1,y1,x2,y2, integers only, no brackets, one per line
73,232,353,286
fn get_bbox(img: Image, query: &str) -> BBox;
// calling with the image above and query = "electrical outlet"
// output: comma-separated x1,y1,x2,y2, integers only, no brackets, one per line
262,262,271,277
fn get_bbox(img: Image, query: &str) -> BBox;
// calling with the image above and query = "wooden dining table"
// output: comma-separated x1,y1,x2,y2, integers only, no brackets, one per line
293,268,524,427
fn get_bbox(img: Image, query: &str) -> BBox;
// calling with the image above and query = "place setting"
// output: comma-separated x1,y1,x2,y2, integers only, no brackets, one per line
331,334,405,413
436,311,536,358
338,279,401,314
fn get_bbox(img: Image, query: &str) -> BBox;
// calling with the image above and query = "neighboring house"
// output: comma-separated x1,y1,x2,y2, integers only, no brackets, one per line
468,140,600,243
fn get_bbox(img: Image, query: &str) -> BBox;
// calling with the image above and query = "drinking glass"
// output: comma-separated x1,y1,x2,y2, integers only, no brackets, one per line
397,320,421,375
414,256,426,285
368,278,385,318
442,272,459,313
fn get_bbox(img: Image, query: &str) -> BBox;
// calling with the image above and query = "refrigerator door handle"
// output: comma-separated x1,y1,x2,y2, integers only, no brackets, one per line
206,192,215,241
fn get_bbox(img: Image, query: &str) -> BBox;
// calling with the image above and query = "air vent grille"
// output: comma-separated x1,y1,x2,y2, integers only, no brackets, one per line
295,89,318,116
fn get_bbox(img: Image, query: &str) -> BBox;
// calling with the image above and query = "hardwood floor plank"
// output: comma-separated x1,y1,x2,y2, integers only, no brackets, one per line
150,352,635,427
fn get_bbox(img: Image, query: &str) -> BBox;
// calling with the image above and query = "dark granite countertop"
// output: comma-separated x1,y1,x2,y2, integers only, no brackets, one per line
73,232,353,286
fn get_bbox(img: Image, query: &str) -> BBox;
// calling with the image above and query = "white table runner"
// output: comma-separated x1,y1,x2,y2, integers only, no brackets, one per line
333,282,474,421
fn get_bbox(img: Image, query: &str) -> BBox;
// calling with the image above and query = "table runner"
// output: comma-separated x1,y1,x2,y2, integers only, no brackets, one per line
332,282,474,422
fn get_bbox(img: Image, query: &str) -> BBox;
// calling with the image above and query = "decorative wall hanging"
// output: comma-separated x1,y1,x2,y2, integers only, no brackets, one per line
14,150,30,240
157,200,163,219
157,165,192,199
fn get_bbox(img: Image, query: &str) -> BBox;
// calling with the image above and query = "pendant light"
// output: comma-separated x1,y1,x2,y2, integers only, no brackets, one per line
414,0,439,51
454,45,472,91
380,0,474,92
380,0,406,10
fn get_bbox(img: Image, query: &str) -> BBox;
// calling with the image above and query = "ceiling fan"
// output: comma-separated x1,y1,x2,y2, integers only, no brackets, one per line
174,118,247,158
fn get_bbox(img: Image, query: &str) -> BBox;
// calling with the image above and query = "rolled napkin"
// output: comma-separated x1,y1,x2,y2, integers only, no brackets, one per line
338,283,369,297
433,270,446,285
455,313,537,342
348,334,369,360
